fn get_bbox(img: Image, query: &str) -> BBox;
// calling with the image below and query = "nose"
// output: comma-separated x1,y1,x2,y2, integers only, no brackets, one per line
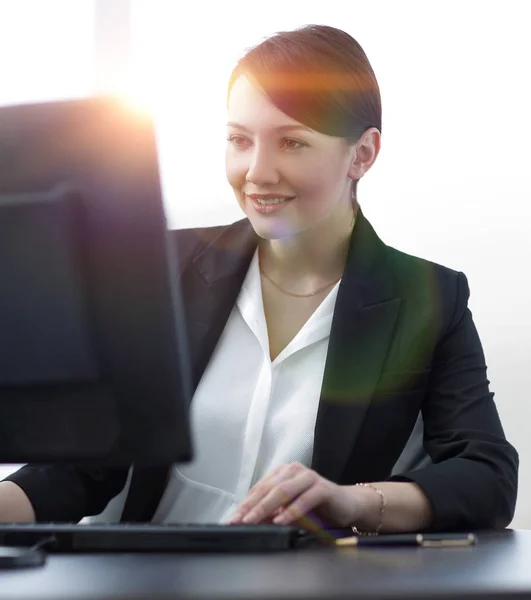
245,145,280,186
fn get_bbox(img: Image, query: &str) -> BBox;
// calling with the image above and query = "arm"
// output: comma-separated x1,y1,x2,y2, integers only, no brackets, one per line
229,465,434,532
230,272,518,532
348,481,433,533
387,271,519,530
1,464,128,523
0,481,36,523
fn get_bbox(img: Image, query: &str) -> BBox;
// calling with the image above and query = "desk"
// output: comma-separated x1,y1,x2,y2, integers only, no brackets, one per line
0,530,529,599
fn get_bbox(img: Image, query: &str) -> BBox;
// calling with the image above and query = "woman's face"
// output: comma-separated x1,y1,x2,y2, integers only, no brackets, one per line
225,75,360,240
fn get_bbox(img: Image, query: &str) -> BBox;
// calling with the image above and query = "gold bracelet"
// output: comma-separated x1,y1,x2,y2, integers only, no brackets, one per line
351,483,386,536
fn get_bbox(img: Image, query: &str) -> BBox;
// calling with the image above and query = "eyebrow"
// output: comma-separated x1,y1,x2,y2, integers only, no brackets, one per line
226,121,313,134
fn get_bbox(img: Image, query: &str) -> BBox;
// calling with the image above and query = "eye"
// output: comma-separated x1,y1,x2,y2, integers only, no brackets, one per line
227,135,251,149
281,138,306,150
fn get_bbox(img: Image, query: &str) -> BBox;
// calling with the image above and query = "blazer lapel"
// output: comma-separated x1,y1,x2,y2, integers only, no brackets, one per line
311,211,400,483
184,221,259,391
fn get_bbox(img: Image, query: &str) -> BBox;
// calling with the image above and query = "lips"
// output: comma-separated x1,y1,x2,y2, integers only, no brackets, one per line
245,193,295,215
246,193,295,203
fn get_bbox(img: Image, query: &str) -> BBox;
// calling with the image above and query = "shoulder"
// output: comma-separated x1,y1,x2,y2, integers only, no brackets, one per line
356,210,468,312
383,244,470,337
385,245,467,297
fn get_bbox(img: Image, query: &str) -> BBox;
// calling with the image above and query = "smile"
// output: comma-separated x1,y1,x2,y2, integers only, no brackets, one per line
254,197,289,205
245,193,295,215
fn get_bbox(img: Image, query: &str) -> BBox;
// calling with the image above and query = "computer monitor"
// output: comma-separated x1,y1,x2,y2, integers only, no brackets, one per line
0,96,193,466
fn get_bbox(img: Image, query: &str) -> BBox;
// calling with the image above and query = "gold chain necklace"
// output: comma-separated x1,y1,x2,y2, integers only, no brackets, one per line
260,270,341,298
259,206,356,298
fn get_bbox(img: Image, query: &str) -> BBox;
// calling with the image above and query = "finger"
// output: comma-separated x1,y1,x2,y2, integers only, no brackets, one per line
256,507,284,524
229,467,291,523
247,462,304,500
230,464,302,522
273,483,329,528
242,470,317,523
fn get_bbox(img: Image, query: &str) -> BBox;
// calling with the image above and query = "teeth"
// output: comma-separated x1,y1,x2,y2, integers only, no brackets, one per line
255,197,289,205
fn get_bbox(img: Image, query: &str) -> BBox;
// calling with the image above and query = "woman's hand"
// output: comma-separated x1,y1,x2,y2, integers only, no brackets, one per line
229,462,361,529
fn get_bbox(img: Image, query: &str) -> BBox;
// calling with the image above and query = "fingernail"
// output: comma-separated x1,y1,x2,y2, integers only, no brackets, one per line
273,513,288,524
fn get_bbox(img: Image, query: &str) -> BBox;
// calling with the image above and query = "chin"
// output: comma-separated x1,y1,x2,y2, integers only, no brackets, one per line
246,215,298,241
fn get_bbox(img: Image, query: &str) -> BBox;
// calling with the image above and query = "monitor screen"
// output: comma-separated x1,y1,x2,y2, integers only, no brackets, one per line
0,97,193,466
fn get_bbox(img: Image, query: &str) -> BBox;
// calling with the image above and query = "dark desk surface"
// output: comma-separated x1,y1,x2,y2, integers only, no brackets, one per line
1,529,530,600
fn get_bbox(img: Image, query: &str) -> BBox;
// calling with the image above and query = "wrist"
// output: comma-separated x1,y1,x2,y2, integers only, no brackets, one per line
350,482,385,534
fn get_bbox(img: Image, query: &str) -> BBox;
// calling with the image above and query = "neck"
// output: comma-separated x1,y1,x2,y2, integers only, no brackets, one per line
260,203,357,285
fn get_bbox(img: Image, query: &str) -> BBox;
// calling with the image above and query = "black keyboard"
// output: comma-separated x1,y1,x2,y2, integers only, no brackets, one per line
0,522,309,552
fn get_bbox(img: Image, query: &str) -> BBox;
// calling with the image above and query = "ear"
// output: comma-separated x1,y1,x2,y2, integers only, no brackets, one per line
347,127,381,180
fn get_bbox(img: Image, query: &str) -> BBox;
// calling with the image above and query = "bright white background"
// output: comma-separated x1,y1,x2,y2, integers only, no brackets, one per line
0,0,95,107
1,0,530,529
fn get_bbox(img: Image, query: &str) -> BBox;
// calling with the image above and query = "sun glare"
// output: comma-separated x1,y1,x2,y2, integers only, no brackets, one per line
103,78,161,119
108,26,169,117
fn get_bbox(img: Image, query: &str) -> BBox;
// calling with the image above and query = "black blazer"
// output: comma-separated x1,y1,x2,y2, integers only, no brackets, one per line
7,211,518,531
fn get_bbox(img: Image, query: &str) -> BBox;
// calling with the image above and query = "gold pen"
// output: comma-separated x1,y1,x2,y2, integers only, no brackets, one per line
336,533,477,547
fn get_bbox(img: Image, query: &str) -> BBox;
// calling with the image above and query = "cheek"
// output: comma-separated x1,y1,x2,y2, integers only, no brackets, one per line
225,151,246,189
293,159,344,201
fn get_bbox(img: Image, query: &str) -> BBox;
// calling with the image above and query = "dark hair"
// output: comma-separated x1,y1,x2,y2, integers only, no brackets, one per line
228,25,381,142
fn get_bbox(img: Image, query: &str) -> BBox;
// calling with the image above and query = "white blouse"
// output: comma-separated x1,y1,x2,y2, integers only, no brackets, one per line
151,250,340,524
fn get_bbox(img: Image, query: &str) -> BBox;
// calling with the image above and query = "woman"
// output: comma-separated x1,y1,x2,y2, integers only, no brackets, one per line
0,25,518,532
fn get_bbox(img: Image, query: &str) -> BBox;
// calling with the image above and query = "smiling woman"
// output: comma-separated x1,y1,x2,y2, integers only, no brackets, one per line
1,22,519,535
